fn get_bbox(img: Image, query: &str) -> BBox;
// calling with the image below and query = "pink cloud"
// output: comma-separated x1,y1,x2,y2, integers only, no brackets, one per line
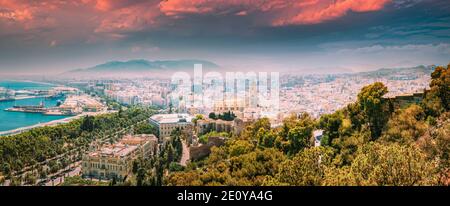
159,0,391,25
94,1,161,34
274,0,392,26
0,0,392,42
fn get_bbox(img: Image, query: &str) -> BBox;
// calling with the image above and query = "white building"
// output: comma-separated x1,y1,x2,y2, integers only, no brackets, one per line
149,113,194,140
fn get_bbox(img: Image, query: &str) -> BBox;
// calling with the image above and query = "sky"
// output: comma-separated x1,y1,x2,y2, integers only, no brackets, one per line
0,0,449,75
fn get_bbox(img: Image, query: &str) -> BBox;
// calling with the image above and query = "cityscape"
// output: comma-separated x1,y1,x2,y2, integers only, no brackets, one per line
0,0,449,191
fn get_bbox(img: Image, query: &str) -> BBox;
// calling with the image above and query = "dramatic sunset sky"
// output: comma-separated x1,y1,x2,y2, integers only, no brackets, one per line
0,0,449,74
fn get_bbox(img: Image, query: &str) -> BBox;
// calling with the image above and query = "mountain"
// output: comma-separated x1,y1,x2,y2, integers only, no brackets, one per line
63,59,220,79
355,65,435,78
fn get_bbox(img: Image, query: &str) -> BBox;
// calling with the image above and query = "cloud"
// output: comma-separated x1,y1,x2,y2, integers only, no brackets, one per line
273,0,392,26
159,0,392,26
337,43,450,54
0,0,393,36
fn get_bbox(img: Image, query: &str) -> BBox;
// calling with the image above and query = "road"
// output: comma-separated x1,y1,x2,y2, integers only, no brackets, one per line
44,165,81,186
179,140,190,166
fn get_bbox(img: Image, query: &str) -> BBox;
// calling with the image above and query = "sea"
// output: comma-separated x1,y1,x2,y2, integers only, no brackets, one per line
0,80,69,132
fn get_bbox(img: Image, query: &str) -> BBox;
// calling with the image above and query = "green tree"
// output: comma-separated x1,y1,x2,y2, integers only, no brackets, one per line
357,82,390,140
208,112,217,120
381,104,428,144
80,115,95,132
423,64,449,116
275,147,334,186
319,112,343,146
324,142,437,186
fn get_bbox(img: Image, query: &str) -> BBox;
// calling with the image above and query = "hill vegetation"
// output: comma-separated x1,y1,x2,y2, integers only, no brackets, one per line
166,64,449,186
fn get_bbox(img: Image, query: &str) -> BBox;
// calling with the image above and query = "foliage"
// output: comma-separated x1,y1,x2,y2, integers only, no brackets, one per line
192,114,204,126
198,131,229,144
60,176,108,186
380,104,428,144
274,147,334,186
0,106,157,175
165,64,450,186
134,122,156,135
422,64,449,116
357,82,390,140
208,111,236,121
274,113,315,155
324,143,437,186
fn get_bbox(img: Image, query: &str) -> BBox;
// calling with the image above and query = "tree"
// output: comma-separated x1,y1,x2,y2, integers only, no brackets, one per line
430,65,450,111
324,142,437,186
287,125,312,155
134,123,156,135
192,114,204,125
242,118,271,140
80,116,95,132
423,64,449,116
274,113,314,155
417,112,450,185
24,173,37,185
381,104,428,144
319,112,343,146
275,147,334,186
357,82,390,140
136,168,146,186
208,112,217,120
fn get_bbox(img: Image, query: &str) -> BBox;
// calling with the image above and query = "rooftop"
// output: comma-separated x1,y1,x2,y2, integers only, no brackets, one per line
88,134,156,158
149,113,193,124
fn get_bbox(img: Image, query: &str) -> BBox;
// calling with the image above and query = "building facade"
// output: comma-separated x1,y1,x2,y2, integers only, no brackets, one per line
149,113,193,140
81,134,158,181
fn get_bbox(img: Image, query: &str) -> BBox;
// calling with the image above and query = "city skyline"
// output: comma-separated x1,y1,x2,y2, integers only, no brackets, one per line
1,0,449,75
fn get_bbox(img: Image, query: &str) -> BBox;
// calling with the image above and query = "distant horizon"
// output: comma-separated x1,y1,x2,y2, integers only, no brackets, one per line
0,58,444,79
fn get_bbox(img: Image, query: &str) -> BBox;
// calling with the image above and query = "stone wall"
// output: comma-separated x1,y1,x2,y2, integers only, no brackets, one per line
190,136,226,161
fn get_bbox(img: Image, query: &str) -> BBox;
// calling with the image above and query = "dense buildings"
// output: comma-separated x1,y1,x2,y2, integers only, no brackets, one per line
58,94,106,114
81,134,158,181
279,70,431,118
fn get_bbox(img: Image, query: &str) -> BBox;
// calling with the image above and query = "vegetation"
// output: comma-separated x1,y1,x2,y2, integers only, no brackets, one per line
208,111,237,121
0,106,157,180
60,176,108,186
198,131,230,144
166,64,450,186
125,128,184,186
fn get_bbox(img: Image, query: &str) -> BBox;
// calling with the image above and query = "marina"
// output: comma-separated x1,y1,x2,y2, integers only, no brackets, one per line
0,81,78,132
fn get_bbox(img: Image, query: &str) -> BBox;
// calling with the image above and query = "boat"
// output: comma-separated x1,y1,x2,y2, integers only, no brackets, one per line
0,98,14,102
4,101,48,113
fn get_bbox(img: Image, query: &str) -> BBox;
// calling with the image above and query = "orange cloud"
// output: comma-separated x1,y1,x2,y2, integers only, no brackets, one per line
159,0,391,25
274,0,392,26
94,0,161,34
0,0,393,42
93,0,150,11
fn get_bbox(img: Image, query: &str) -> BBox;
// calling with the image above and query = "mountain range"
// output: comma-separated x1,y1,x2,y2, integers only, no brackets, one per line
63,59,220,79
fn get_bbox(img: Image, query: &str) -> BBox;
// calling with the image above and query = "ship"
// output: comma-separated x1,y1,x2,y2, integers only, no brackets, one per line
0,97,14,102
5,101,48,113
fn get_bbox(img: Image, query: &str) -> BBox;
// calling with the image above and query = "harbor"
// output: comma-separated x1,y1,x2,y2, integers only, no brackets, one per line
4,94,106,116
0,80,106,133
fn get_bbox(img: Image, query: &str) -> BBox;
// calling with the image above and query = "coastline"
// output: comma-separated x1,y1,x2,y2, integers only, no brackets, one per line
4,79,56,86
0,110,116,137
